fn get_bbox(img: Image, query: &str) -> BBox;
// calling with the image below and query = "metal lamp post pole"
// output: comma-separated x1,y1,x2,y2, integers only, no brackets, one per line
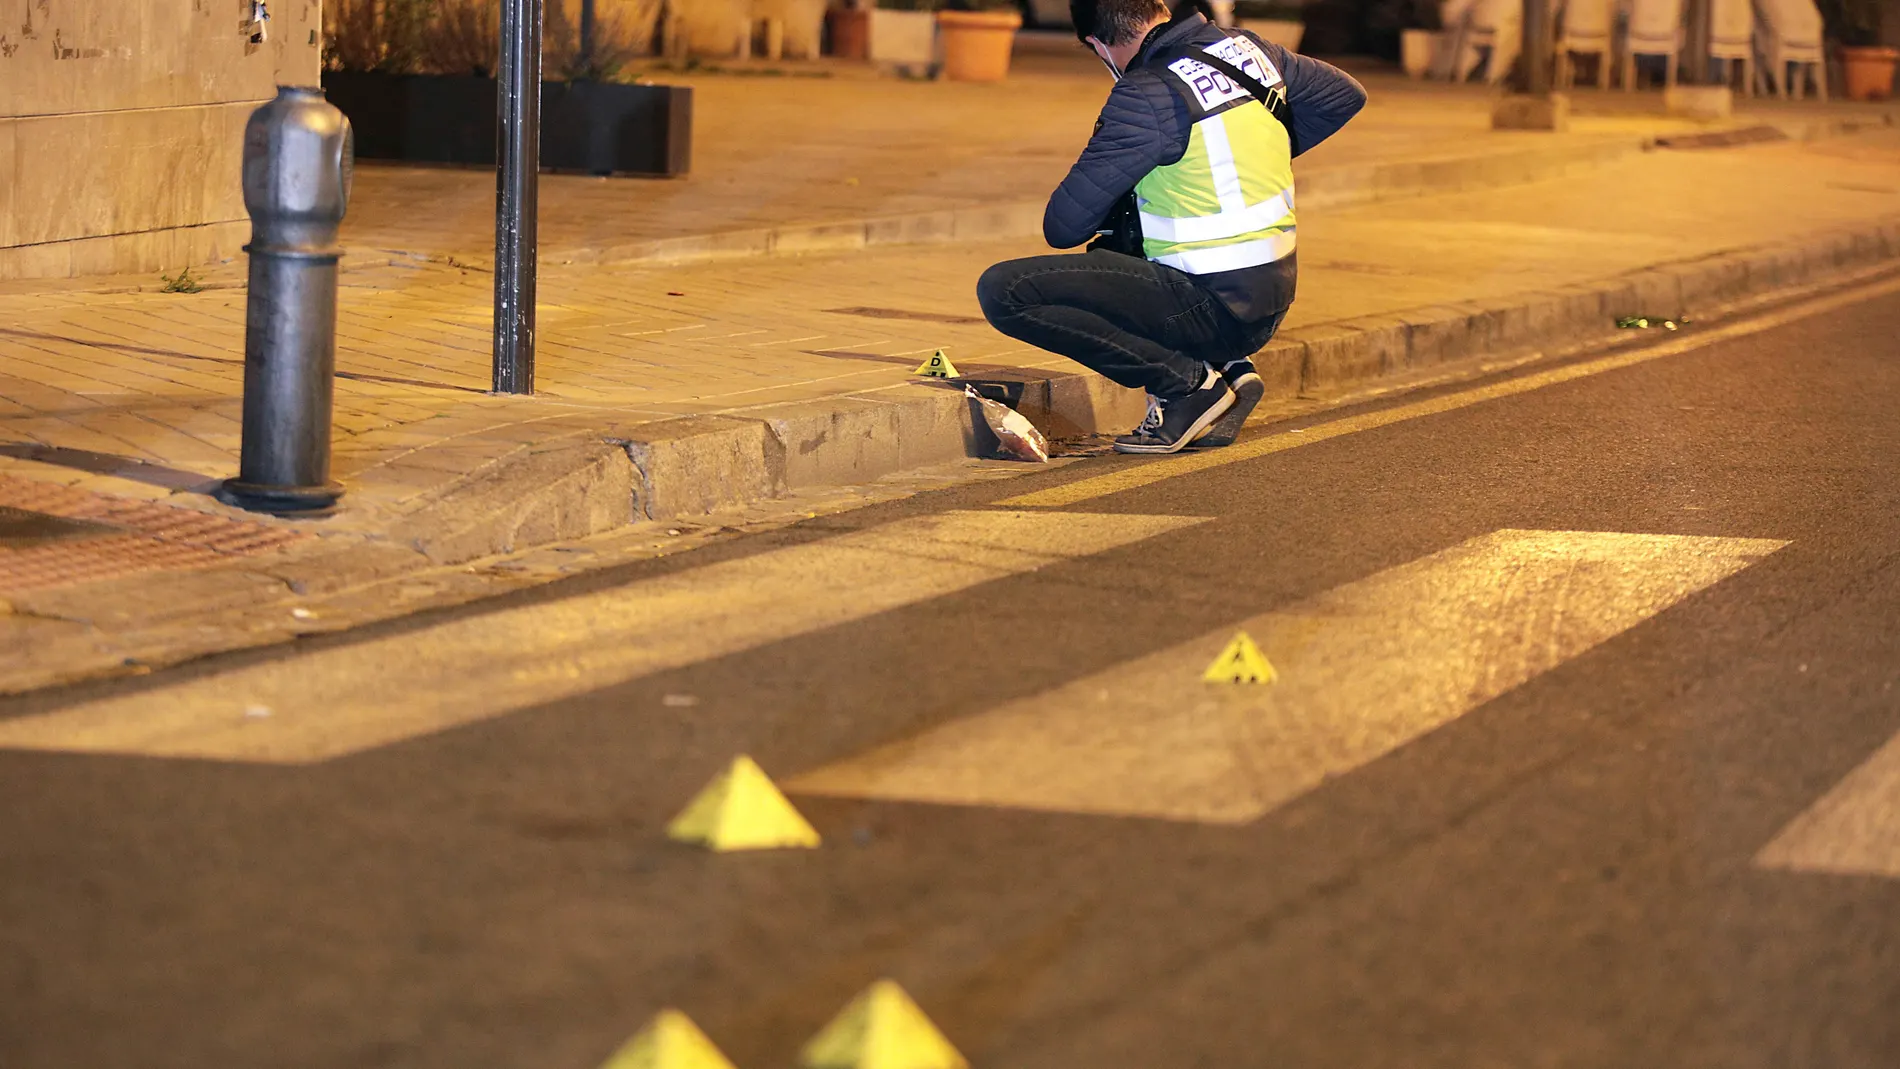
1523,0,1551,96
494,0,543,395
580,0,597,71
1493,0,1564,130
1685,0,1711,83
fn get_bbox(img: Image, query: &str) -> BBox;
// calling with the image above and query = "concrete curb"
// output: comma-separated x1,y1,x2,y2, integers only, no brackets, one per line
374,211,1900,568
370,370,1149,565
533,136,1663,268
431,112,1893,272
1654,113,1895,149
1267,214,1900,404
388,438,639,565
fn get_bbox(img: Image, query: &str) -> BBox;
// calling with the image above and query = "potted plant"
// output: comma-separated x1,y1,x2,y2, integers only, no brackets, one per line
1820,0,1896,100
869,0,939,72
1366,0,1441,76
1232,0,1305,53
322,0,439,74
936,0,1022,82
322,0,693,176
826,0,873,59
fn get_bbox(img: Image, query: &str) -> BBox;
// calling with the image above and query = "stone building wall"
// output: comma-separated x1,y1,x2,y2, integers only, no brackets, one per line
0,0,322,281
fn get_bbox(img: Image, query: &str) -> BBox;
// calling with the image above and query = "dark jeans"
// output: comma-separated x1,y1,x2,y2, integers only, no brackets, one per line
976,250,1283,400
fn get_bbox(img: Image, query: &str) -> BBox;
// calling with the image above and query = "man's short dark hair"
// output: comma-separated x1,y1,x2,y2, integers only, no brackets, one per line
1070,0,1169,45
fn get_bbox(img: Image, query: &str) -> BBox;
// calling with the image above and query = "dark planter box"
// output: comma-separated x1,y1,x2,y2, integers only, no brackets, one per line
321,72,692,177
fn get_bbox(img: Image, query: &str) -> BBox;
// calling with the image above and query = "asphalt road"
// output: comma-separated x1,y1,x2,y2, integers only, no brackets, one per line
4,276,1900,1068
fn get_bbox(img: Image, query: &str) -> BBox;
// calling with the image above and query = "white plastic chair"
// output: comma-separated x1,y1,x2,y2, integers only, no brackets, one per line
1621,0,1683,89
1432,0,1481,78
1754,0,1827,99
751,0,827,58
1452,0,1523,84
1707,0,1756,95
1557,0,1614,88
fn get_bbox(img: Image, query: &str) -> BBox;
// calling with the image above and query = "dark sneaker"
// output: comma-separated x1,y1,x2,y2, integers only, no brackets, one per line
1113,367,1235,454
1194,360,1264,448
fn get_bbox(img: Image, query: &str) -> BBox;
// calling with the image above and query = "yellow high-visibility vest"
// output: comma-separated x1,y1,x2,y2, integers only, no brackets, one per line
1136,34,1298,275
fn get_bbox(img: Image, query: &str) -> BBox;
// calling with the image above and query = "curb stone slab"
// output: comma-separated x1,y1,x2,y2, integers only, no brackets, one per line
1282,214,1900,400
372,211,1900,567
389,438,637,565
608,416,784,521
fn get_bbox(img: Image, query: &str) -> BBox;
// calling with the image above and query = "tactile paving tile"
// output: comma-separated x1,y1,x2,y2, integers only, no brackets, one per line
0,475,312,596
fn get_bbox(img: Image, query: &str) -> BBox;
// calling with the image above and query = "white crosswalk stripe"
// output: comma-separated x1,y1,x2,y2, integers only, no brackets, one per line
0,510,1203,763
791,529,1787,824
1756,729,1900,879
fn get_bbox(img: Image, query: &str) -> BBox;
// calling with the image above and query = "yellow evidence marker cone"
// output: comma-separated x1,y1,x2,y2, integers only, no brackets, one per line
798,979,969,1069
666,755,821,851
1203,631,1277,684
597,1009,738,1069
914,350,959,378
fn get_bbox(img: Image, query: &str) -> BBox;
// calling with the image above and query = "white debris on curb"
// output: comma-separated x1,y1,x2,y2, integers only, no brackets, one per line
965,386,1050,463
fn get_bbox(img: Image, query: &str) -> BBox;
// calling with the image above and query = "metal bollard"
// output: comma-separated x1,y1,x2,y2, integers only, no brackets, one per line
219,86,353,516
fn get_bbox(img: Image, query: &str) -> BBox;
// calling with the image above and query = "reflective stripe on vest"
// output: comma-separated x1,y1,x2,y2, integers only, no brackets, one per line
1149,229,1297,274
1135,34,1297,275
1139,187,1294,244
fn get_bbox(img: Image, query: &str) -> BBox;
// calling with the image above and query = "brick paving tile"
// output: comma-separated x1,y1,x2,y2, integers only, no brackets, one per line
0,474,312,596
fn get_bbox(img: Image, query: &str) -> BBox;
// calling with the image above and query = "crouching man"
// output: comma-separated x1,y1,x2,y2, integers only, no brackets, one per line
976,0,1366,453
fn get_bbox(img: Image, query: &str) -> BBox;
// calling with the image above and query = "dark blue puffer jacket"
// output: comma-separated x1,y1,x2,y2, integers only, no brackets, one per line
1044,14,1367,326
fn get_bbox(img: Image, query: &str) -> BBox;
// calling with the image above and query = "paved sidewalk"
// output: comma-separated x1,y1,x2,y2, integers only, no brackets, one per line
339,60,1896,265
4,129,1900,694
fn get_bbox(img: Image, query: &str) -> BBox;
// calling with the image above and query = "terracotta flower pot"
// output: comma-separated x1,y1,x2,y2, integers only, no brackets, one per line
1840,45,1899,102
936,9,1022,82
826,6,871,59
